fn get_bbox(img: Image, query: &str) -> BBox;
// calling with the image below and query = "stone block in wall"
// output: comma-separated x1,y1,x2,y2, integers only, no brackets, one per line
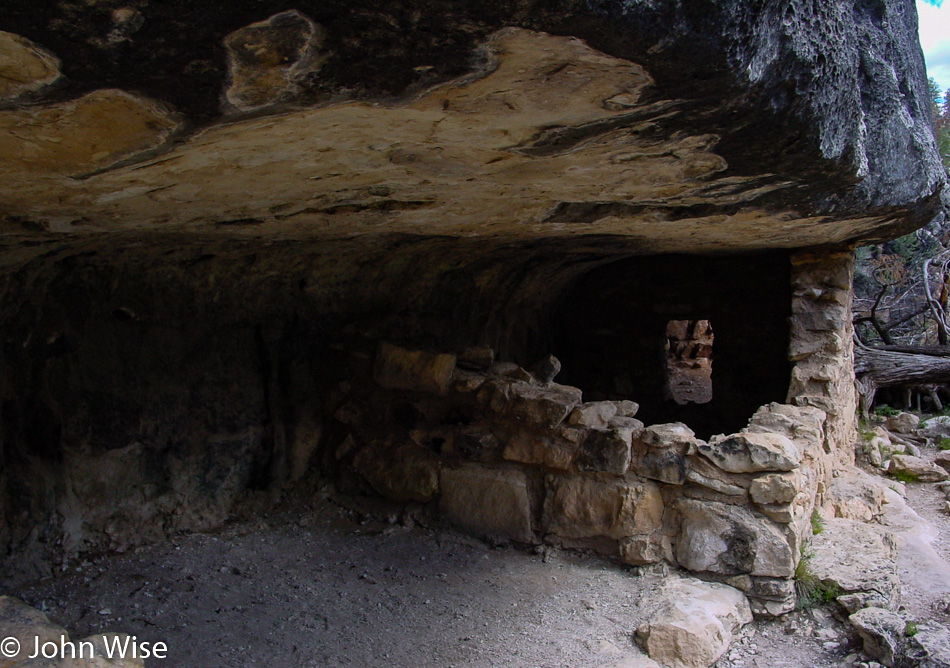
747,402,826,444
453,425,500,461
683,455,749,497
631,423,697,485
352,444,440,503
577,426,634,474
748,577,797,616
676,499,795,578
543,474,663,541
698,431,801,473
452,369,487,393
457,346,495,371
481,379,582,430
620,534,674,566
749,472,799,506
439,465,534,543
638,422,697,451
503,429,579,470
613,400,640,417
374,341,457,395
508,381,582,429
633,447,688,485
569,401,619,429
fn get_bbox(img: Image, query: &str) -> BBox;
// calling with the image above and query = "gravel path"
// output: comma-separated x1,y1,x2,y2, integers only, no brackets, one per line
12,477,950,668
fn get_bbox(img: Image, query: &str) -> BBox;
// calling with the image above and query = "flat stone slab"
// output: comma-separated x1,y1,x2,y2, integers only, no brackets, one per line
808,517,900,612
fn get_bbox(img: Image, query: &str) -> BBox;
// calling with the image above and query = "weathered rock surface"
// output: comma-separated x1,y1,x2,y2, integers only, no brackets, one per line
0,31,60,102
374,342,457,395
904,622,950,668
849,607,908,668
544,475,663,541
351,444,440,503
884,412,920,434
0,89,179,175
699,432,801,473
808,518,901,612
223,10,326,112
0,596,144,667
676,500,795,578
577,427,634,474
888,455,950,483
635,577,752,668
827,466,889,522
439,466,533,543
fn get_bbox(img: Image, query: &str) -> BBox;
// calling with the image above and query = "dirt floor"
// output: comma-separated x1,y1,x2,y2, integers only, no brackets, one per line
9,490,876,668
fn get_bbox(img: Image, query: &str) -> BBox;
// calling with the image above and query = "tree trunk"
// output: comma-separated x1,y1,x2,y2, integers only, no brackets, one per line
854,346,950,386
854,344,950,416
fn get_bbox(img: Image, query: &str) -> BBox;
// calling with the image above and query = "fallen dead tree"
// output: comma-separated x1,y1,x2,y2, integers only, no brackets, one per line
854,340,950,416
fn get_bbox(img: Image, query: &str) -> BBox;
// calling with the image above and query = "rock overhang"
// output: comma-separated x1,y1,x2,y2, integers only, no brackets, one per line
0,0,944,265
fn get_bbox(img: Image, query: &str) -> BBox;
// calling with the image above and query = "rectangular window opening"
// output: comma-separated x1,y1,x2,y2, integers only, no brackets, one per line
664,319,713,405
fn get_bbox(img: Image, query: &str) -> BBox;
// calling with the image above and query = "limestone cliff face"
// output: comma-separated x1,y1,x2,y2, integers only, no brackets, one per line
0,1,942,583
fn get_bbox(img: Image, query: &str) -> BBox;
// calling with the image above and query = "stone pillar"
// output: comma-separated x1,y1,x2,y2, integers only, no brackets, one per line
787,249,857,468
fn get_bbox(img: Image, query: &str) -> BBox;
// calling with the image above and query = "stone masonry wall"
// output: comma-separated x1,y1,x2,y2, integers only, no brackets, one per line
788,249,858,467
336,353,829,615
331,249,856,616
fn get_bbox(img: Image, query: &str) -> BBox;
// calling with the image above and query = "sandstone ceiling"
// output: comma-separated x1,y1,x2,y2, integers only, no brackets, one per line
0,0,945,270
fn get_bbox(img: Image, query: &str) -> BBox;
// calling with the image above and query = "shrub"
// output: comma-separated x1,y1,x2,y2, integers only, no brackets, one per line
873,404,901,417
794,548,841,610
891,469,918,484
938,437,950,451
810,510,824,535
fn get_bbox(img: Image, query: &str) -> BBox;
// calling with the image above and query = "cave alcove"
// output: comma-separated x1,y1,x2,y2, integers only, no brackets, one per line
551,252,793,439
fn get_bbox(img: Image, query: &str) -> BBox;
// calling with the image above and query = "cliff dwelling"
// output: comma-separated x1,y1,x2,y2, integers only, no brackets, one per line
1,1,949,666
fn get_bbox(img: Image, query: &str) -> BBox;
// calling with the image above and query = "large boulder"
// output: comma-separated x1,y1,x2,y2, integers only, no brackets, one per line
849,607,908,667
888,455,950,483
636,577,752,668
921,416,950,440
884,411,920,434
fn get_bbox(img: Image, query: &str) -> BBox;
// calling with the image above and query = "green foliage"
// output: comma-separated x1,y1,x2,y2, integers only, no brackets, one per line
873,404,901,418
810,510,825,535
794,548,841,610
891,469,918,484
905,621,919,637
939,437,950,451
